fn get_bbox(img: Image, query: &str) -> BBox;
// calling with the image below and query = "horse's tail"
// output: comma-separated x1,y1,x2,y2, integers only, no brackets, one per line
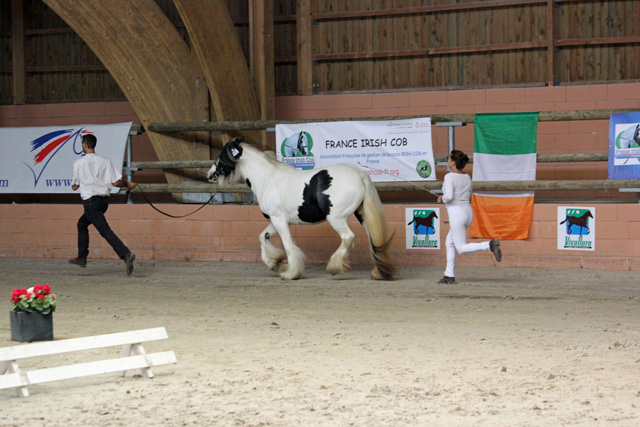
559,217,567,225
359,174,396,281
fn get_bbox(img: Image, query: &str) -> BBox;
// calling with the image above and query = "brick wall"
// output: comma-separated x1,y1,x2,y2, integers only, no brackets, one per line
1,83,639,271
0,203,638,272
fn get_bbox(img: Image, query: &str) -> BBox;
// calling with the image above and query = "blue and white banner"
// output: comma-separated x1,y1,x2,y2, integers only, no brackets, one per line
405,207,440,250
608,112,640,179
275,118,435,182
0,122,131,194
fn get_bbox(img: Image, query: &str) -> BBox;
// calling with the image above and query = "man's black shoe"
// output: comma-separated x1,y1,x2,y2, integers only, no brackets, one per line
69,257,87,268
437,275,455,284
123,252,135,276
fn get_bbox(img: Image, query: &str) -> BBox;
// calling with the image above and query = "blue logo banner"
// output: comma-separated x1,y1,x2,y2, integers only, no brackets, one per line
608,112,640,179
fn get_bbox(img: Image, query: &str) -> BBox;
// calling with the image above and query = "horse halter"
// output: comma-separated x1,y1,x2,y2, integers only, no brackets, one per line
210,138,244,181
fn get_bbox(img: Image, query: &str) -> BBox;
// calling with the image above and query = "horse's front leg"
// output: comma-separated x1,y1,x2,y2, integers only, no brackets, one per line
270,216,305,280
259,223,286,271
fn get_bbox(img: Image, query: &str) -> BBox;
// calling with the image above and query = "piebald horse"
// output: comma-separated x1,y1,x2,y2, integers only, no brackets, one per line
207,138,396,281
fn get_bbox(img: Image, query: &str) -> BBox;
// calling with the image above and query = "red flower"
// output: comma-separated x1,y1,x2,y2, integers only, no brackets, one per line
33,284,51,296
10,288,29,303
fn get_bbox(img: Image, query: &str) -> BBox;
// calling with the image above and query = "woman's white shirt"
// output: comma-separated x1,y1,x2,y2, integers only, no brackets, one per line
441,172,472,206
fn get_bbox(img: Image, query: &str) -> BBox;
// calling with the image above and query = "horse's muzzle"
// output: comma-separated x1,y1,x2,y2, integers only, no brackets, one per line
207,171,220,183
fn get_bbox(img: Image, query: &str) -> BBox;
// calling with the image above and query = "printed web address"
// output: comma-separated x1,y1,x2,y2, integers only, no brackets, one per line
45,179,73,187
364,168,400,177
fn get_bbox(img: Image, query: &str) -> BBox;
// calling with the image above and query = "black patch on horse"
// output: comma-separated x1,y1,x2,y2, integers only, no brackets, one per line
246,178,252,188
298,170,333,223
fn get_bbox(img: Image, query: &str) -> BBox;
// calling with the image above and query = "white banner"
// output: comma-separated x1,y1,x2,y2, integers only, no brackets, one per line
275,118,435,182
0,122,131,194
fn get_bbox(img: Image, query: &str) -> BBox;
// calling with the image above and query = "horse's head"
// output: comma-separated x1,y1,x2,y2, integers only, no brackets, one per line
297,132,308,155
586,211,594,219
207,138,244,183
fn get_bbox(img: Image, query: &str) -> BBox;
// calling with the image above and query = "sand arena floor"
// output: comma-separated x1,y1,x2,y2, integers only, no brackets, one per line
0,258,639,426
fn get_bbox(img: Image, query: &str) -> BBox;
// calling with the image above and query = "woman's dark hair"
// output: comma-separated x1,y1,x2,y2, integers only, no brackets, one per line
449,149,470,170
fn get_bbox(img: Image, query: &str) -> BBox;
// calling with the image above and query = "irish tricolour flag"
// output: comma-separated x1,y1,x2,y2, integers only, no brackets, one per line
469,112,538,240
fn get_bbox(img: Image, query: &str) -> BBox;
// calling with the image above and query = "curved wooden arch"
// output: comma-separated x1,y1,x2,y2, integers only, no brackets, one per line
41,0,225,191
174,0,262,148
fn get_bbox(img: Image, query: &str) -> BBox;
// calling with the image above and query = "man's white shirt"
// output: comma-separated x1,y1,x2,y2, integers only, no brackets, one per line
72,153,121,200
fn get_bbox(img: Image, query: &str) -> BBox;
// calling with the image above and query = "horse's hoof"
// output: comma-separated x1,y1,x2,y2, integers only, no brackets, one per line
280,272,302,280
263,258,283,272
278,264,303,280
326,266,342,276
370,267,394,280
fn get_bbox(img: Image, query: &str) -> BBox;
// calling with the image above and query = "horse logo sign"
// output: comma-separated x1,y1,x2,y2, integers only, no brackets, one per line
405,208,440,250
415,160,432,179
557,207,596,251
608,113,640,179
279,131,316,170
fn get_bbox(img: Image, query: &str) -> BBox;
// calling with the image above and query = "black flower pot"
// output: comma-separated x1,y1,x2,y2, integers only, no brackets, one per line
10,311,54,342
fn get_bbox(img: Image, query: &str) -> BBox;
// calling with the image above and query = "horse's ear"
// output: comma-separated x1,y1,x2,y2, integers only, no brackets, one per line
225,138,243,162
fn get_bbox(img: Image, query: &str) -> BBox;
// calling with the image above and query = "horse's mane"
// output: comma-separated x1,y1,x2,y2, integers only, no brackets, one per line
241,143,293,170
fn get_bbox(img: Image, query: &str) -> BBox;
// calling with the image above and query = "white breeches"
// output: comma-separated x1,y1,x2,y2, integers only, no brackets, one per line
444,204,490,277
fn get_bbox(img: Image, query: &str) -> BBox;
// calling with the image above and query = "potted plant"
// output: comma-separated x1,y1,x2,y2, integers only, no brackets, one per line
10,284,57,342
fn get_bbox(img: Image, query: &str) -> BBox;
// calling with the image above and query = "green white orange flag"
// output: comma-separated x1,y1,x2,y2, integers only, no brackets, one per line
469,112,539,240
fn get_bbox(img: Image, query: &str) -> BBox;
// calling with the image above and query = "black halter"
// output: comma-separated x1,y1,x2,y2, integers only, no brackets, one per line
210,138,244,180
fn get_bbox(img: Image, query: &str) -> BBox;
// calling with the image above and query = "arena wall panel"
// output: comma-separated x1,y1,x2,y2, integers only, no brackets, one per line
0,203,638,272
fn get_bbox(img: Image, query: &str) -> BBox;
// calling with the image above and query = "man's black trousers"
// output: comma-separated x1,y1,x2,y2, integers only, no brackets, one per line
77,195,129,259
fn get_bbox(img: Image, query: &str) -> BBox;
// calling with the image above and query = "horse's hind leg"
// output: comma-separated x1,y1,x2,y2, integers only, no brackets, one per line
326,216,355,276
271,217,305,280
259,223,286,271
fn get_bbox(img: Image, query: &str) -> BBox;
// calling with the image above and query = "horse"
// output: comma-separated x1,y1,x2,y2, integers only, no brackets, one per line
559,211,593,236
407,211,438,234
282,131,309,157
207,138,396,281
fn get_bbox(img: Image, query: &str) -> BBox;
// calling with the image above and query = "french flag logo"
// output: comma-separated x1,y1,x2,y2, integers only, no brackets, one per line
25,128,92,186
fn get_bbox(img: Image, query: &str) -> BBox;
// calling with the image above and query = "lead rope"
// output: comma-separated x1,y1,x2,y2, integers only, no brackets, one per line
128,184,217,219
